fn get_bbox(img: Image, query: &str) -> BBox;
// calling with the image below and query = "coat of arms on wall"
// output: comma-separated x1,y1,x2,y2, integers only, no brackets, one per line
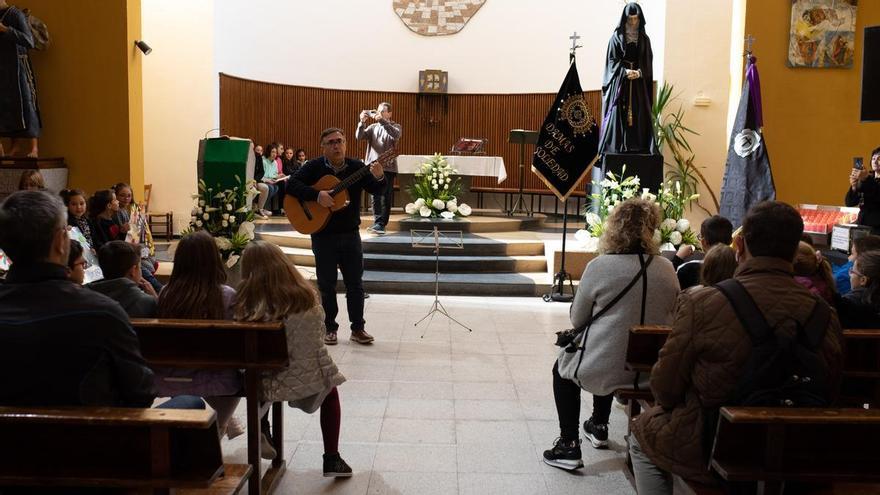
788,0,857,68
393,1,486,36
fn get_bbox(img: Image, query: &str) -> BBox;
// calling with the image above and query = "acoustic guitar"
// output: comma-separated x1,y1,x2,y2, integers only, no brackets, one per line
284,148,399,234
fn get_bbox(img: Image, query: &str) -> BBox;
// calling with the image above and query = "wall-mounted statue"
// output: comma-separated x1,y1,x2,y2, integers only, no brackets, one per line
0,0,42,157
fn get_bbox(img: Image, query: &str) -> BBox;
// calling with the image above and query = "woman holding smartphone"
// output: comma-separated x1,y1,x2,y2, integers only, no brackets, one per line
846,146,880,234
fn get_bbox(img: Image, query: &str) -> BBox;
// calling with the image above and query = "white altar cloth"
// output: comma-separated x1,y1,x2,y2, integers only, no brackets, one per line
397,155,507,184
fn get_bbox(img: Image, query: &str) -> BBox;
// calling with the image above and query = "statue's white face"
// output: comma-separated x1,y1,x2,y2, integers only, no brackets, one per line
627,15,640,30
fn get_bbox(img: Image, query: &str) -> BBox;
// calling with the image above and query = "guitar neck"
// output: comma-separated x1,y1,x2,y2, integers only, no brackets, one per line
330,165,372,196
329,150,397,196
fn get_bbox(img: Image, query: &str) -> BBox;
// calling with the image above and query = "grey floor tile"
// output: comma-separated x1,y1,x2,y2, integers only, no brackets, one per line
388,380,454,400
458,473,548,495
385,398,455,419
379,418,456,444
341,380,393,399
457,442,543,474
454,399,523,420
393,364,454,382
303,416,384,443
372,444,458,473
368,471,459,495
453,382,517,400
456,419,531,445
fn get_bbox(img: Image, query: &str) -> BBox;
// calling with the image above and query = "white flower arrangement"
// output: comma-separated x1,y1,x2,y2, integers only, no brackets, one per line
186,176,258,266
405,153,472,219
579,168,700,251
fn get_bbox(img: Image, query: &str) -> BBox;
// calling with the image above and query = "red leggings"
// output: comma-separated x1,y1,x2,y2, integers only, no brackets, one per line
320,387,341,454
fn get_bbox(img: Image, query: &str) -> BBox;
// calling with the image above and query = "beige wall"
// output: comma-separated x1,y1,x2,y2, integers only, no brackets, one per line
662,0,739,225
745,1,880,206
16,0,144,195
142,0,215,232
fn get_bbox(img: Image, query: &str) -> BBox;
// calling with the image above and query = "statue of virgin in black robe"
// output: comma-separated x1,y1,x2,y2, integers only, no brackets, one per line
597,3,657,156
0,3,41,156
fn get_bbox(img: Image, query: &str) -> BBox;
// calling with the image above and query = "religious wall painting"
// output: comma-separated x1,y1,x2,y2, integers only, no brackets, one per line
788,0,857,68
393,0,486,36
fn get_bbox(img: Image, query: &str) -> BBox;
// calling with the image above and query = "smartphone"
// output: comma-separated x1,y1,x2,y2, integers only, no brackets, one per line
854,157,864,170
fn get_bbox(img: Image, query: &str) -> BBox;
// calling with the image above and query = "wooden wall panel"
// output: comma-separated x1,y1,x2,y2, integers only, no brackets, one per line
219,73,603,193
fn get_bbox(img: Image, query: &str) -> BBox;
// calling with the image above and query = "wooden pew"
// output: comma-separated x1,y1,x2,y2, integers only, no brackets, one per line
621,326,880,409
132,318,288,495
0,406,250,494
705,407,880,495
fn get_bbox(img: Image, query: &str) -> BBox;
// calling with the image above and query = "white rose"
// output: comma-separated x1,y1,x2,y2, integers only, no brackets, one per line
447,204,458,213
440,211,455,219
432,199,445,210
446,199,457,208
444,184,449,190
585,212,601,227
652,229,662,245
226,204,233,211
661,218,677,231
669,230,683,246
222,213,229,220
195,220,203,227
222,220,229,227
458,203,472,216
405,203,418,214
229,216,236,224
415,198,426,207
202,213,209,220
419,206,432,217
198,200,205,207
676,219,690,233
438,177,444,185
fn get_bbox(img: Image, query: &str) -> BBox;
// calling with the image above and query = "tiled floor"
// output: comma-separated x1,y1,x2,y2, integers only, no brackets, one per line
223,294,634,494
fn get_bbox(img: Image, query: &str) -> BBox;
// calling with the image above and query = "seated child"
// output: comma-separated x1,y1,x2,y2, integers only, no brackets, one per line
86,241,157,318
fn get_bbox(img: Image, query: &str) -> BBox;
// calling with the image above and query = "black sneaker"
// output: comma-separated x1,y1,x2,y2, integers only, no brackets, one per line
323,452,353,478
542,437,583,470
583,418,609,449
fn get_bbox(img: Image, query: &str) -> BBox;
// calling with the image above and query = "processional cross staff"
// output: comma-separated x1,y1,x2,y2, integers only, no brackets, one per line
569,31,582,63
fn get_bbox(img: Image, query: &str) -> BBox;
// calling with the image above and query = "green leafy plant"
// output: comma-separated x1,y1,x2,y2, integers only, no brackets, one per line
652,82,720,213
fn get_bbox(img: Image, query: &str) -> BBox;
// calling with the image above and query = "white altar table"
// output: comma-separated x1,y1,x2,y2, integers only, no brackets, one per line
397,155,507,184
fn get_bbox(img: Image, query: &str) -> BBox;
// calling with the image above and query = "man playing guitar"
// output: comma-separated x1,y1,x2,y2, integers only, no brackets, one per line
286,127,386,345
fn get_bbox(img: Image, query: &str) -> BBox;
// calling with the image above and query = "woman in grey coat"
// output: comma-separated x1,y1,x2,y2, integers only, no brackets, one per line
543,198,679,471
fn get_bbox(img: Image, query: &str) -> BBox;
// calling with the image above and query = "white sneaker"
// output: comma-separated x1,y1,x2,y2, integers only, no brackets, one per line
260,209,273,217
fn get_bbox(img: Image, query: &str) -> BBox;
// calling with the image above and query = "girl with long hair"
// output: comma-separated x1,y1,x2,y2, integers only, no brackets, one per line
235,241,351,477
837,250,880,328
793,241,836,303
155,231,243,439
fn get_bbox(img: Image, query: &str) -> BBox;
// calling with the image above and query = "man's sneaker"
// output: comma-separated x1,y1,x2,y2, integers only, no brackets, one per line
324,332,338,345
372,225,386,234
542,437,584,470
323,452,353,478
583,418,609,449
350,330,375,344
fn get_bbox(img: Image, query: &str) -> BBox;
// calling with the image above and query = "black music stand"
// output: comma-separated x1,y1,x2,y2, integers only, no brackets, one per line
508,129,539,216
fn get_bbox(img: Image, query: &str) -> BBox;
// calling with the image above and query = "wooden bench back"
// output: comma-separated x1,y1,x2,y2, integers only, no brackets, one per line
0,406,223,489
711,407,880,485
627,326,880,407
131,318,288,370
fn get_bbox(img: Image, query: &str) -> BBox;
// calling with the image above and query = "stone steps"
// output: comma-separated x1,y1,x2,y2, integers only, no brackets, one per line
278,246,547,273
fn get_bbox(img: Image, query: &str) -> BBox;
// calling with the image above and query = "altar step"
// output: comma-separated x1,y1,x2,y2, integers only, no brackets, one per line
258,231,547,257
279,246,547,273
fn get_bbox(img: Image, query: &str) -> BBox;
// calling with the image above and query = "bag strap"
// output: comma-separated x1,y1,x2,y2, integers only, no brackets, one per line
586,254,654,326
714,278,772,342
639,253,649,325
715,278,830,347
